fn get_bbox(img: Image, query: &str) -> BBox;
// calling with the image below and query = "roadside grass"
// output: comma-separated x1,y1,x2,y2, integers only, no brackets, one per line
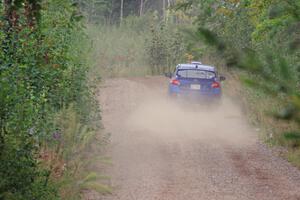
66,21,157,198
55,25,115,199
56,45,115,197
87,22,152,78
39,105,112,199
202,54,300,166
287,150,300,168
219,65,300,167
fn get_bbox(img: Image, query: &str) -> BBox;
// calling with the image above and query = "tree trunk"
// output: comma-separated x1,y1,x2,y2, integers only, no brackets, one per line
108,0,114,24
140,0,144,16
120,0,124,23
162,0,166,21
166,0,170,22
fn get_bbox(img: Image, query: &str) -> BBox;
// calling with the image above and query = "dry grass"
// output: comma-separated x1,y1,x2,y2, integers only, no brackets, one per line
87,24,152,78
39,106,112,199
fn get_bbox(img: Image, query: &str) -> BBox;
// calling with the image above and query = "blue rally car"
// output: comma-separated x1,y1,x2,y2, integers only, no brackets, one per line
165,62,225,101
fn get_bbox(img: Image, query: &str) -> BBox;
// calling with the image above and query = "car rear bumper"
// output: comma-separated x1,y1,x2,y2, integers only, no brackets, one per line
170,92,221,98
169,90,221,103
169,87,221,97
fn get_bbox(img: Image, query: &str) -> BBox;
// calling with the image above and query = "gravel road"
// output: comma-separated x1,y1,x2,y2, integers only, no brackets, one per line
87,76,300,200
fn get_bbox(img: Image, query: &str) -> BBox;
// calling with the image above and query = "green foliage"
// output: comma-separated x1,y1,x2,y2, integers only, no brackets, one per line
76,0,169,24
80,182,112,195
50,106,103,200
146,16,186,74
146,22,169,73
0,0,99,199
178,0,300,162
284,132,300,140
53,106,96,162
77,172,112,195
88,13,187,77
279,132,300,150
88,18,151,77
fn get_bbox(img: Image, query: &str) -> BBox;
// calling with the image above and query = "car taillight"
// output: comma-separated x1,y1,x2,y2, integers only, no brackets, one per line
171,79,180,86
211,82,220,88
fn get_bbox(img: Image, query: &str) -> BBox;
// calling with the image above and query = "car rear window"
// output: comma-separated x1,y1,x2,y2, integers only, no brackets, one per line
177,69,215,79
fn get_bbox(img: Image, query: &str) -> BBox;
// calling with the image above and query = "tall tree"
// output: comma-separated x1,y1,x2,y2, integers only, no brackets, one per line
162,0,166,21
140,0,143,16
120,0,124,22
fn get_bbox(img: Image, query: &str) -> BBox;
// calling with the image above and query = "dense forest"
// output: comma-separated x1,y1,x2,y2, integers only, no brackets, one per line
76,0,177,23
176,0,300,166
186,0,300,156
0,1,99,199
0,0,300,199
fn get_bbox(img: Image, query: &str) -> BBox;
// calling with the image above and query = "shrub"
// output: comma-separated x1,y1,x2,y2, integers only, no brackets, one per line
0,0,99,198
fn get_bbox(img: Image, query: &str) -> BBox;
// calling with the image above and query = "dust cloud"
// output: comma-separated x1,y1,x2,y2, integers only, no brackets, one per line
96,78,300,200
125,91,256,147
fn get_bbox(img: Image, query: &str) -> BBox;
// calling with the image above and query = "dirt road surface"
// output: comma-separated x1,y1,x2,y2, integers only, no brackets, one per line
89,77,300,200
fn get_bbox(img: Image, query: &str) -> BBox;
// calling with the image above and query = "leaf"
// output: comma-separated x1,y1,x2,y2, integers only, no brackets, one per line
240,76,278,95
284,132,300,140
291,95,300,110
82,172,99,183
278,56,291,80
174,1,193,11
197,28,221,48
238,48,263,72
276,104,296,120
80,182,112,195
